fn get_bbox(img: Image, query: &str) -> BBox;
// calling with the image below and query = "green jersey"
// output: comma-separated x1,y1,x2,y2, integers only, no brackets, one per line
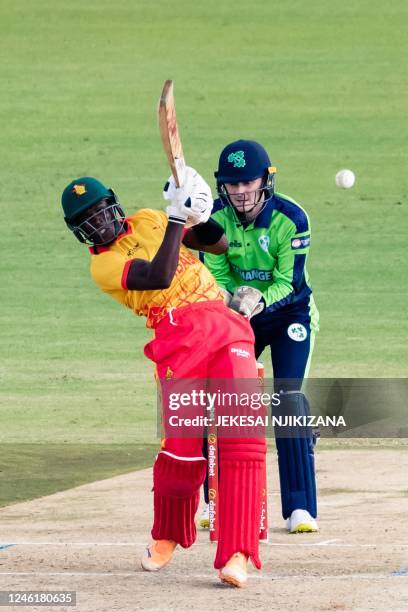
202,193,317,314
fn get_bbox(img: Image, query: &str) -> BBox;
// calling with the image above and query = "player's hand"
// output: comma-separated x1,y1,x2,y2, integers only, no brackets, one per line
163,172,192,224
184,170,213,226
229,286,265,319
163,167,213,227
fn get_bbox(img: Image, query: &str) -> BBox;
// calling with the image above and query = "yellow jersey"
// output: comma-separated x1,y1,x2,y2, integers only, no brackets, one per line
90,208,223,328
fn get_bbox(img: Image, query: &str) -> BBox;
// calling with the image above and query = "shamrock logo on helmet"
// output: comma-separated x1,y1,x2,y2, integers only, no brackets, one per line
227,150,246,168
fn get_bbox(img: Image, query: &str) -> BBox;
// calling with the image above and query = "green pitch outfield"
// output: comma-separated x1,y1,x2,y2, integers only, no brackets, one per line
0,0,407,506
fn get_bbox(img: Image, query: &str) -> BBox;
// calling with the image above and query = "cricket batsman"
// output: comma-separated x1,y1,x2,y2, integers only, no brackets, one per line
61,167,266,587
201,140,320,533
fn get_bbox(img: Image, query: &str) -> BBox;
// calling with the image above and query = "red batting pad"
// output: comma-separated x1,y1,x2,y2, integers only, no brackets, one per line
152,452,207,548
214,438,267,569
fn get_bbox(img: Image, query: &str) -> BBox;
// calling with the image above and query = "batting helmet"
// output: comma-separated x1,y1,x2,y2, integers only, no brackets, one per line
61,177,125,245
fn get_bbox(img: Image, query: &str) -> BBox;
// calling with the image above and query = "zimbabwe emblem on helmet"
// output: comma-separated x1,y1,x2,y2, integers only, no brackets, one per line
227,150,246,168
72,184,87,196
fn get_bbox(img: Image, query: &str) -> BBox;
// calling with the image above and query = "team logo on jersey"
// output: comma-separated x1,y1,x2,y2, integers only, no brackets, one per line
291,236,310,250
126,243,140,257
287,323,307,342
227,150,246,168
229,239,242,248
231,347,250,358
72,184,86,196
258,235,270,252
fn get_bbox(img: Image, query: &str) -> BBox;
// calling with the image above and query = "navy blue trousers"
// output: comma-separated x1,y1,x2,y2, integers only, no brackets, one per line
252,298,318,518
203,297,318,519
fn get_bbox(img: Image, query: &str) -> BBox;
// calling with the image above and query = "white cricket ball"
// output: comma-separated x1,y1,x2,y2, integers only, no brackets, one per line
335,169,355,189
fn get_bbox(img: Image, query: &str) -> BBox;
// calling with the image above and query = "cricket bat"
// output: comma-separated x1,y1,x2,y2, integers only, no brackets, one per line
158,80,186,188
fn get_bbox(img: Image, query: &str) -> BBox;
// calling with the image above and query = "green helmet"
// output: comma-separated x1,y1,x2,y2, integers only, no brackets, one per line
61,176,125,245
61,177,113,223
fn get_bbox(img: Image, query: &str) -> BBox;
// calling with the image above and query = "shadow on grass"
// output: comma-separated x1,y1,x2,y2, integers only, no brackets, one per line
0,443,158,508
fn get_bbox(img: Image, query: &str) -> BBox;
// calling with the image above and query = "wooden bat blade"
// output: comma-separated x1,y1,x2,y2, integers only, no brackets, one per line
158,79,186,187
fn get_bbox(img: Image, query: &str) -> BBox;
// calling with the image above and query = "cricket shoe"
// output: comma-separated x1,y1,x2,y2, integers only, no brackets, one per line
287,509,319,533
141,539,177,571
198,503,209,529
219,552,248,588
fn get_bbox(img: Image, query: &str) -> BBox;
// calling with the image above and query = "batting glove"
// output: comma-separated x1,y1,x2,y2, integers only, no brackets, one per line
163,167,213,227
163,175,192,225
229,286,265,319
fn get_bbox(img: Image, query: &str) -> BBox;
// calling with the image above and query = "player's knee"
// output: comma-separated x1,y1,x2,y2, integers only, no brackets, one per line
153,451,207,498
219,437,267,462
275,391,315,449
278,390,310,415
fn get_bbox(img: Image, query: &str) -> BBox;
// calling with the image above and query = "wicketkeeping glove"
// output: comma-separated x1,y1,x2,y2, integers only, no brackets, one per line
163,167,213,227
229,286,265,319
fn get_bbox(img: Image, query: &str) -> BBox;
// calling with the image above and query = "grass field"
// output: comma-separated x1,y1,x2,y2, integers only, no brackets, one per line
1,0,407,505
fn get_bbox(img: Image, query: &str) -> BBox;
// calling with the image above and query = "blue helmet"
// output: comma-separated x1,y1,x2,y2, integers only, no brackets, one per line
215,140,273,183
215,140,277,214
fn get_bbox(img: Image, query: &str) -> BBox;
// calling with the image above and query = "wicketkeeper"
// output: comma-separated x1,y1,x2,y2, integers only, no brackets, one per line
61,167,266,587
201,140,320,533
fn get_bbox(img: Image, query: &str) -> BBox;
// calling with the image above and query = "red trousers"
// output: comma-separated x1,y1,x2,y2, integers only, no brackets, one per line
144,301,266,569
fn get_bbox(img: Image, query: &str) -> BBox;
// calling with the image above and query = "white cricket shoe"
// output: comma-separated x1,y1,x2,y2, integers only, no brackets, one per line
198,503,209,529
219,552,248,588
287,509,319,533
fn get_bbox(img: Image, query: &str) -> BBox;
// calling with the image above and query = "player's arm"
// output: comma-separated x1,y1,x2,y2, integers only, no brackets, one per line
126,167,215,290
125,221,184,290
182,218,228,254
261,216,311,310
